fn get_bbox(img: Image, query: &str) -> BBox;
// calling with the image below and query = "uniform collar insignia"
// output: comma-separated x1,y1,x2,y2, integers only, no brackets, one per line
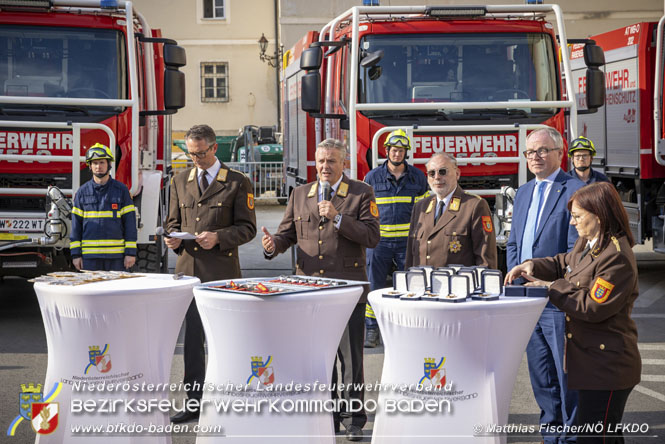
216,168,228,182
307,182,317,198
449,197,461,212
425,199,435,213
187,169,196,182
337,182,349,197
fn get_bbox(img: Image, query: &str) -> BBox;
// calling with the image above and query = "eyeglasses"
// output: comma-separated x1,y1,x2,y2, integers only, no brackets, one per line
386,135,410,148
523,147,560,159
570,212,588,223
572,153,591,160
188,145,215,159
427,168,448,178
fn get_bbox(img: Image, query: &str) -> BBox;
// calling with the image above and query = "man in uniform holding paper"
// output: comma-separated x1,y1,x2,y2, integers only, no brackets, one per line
165,124,256,422
405,153,497,269
261,138,380,441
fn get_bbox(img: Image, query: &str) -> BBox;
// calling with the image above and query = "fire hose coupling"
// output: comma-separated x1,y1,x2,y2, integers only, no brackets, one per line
47,186,72,218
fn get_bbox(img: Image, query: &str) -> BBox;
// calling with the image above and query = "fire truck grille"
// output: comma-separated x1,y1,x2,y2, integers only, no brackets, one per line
459,175,516,191
0,175,72,211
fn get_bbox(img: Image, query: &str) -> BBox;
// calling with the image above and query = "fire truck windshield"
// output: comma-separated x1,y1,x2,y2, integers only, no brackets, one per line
359,32,558,117
0,26,126,103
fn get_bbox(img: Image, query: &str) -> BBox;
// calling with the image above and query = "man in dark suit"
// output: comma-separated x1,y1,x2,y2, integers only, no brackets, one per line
506,127,584,444
261,138,380,441
165,124,257,423
405,153,497,269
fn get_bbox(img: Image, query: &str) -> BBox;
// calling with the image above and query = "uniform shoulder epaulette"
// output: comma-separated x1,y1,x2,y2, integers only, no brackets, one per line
611,236,621,252
464,191,481,199
228,168,247,181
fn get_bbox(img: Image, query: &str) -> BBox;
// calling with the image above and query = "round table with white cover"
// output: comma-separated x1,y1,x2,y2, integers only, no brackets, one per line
31,273,198,444
368,290,548,444
193,282,363,444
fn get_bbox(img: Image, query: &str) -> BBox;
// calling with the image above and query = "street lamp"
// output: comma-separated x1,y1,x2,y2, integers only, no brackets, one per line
258,33,279,68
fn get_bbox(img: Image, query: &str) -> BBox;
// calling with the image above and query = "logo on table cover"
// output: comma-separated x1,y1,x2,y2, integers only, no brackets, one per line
7,382,62,436
31,402,58,434
419,357,446,389
247,356,274,386
85,344,112,374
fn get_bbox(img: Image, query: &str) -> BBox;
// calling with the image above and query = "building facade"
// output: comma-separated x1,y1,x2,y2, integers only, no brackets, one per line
133,0,663,135
133,0,280,136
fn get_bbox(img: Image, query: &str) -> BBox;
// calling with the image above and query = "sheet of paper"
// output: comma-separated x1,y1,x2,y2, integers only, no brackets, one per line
168,231,197,240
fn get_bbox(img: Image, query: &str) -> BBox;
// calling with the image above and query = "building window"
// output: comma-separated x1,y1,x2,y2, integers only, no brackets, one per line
201,62,228,102
203,0,225,19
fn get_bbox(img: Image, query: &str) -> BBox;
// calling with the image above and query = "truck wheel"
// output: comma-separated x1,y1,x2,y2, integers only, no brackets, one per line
136,243,168,273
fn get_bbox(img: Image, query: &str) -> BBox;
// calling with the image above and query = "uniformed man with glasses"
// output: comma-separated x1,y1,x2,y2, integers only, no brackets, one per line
506,127,585,444
363,129,427,348
165,124,257,423
405,152,497,269
567,136,609,184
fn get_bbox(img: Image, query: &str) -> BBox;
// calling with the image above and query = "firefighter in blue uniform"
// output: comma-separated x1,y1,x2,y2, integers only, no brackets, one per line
363,129,428,347
70,143,137,271
568,136,609,184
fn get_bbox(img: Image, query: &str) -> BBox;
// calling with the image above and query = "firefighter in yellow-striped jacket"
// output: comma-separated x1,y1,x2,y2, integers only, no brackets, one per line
363,129,428,347
70,143,137,271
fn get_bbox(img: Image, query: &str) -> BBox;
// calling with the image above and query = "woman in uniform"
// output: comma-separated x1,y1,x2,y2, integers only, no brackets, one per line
505,181,640,444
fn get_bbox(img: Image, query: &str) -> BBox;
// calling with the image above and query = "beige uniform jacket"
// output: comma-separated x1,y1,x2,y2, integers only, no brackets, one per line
166,165,257,283
531,235,641,390
405,186,497,269
267,175,380,302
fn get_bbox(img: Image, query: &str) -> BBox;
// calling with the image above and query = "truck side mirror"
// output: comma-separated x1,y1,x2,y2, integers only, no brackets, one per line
586,68,605,110
164,43,186,111
301,71,321,113
300,47,322,70
164,44,186,67
583,43,605,111
583,43,604,68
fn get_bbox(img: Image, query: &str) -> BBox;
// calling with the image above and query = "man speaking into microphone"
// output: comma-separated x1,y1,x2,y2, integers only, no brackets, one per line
261,138,379,441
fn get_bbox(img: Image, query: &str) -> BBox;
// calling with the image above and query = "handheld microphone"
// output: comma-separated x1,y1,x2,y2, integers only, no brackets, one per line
320,181,332,223
155,226,170,237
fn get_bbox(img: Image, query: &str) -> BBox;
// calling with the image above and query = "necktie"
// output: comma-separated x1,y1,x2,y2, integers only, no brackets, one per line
580,243,592,261
520,181,546,263
199,171,209,194
434,200,444,223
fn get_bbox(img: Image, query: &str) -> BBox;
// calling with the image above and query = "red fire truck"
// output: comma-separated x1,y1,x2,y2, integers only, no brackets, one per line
0,0,186,277
573,21,665,253
282,4,604,253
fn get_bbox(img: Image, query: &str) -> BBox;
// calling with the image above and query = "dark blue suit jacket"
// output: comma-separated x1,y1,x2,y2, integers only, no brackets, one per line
507,170,585,270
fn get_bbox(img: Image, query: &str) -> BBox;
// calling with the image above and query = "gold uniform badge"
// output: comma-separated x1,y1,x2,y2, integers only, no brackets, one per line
449,198,460,212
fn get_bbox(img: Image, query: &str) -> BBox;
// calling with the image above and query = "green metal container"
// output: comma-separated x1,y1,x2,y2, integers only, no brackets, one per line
173,136,235,163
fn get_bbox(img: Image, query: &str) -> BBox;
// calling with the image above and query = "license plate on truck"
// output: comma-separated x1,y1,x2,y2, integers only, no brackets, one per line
0,218,44,232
